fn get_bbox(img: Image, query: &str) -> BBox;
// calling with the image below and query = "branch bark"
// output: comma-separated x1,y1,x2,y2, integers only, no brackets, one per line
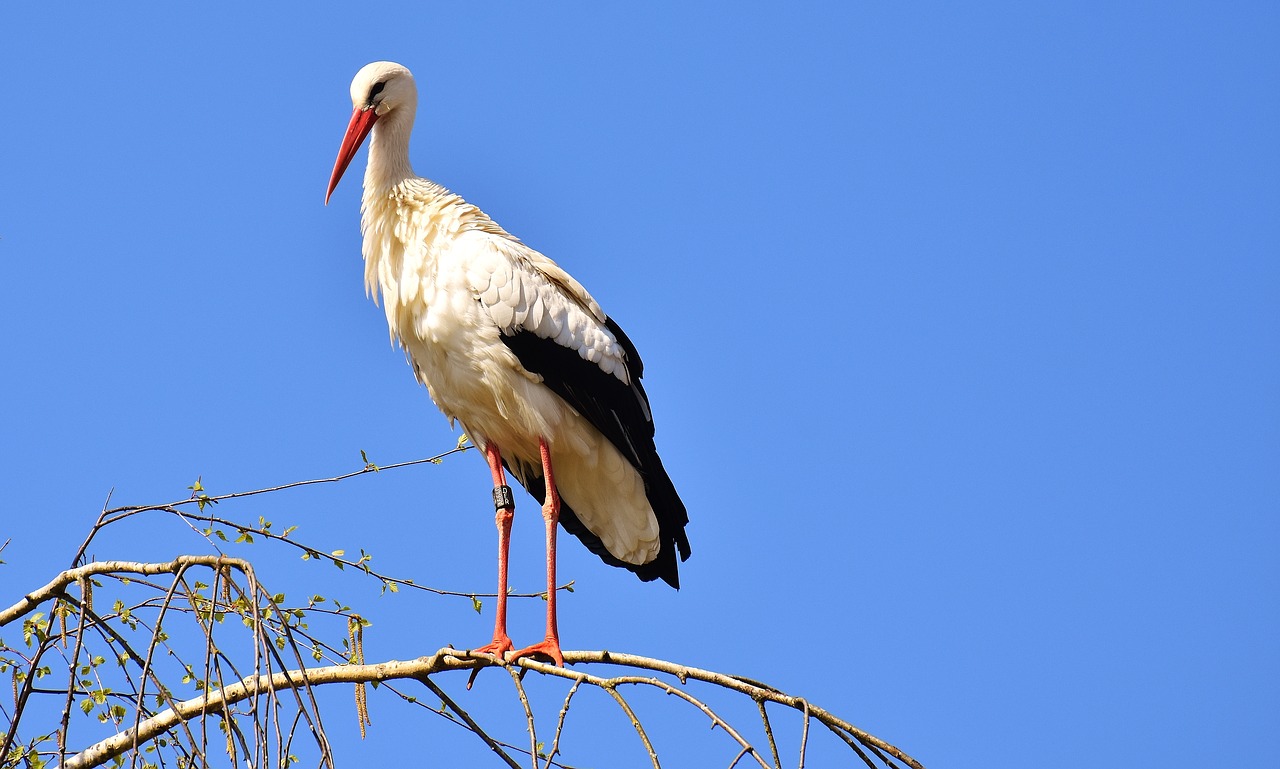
6,456,926,769
60,649,925,769
0,556,252,628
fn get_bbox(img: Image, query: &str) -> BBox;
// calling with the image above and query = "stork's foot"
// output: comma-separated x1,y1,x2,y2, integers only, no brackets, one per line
510,635,565,667
473,635,515,661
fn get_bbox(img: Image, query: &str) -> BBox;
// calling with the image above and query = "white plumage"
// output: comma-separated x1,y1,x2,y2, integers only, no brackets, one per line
326,61,690,664
372,187,655,563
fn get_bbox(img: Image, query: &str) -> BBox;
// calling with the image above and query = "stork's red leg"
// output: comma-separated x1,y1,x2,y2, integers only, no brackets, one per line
473,441,515,660
510,438,565,666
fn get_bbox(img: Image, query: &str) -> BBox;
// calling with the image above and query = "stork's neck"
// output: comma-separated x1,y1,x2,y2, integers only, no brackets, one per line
363,111,417,197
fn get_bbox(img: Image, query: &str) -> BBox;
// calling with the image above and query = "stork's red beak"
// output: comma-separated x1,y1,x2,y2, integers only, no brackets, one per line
326,106,379,205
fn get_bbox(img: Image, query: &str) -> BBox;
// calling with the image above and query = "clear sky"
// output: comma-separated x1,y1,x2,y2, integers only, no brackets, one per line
1,2,1276,767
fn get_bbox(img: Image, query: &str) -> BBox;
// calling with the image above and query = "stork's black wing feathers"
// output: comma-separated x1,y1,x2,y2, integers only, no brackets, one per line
499,318,690,588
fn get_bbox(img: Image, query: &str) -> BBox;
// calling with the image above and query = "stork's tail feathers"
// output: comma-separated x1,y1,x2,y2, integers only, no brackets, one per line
507,451,690,588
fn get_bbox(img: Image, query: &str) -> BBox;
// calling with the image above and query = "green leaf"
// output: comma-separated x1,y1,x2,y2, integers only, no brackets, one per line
80,699,94,715
471,596,483,614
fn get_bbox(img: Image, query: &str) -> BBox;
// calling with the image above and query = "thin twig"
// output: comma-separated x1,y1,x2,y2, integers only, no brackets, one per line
132,563,197,769
0,556,253,628
0,634,56,762
165,506,573,601
861,738,901,769
569,673,768,769
602,684,660,769
104,450,471,520
757,699,782,769
418,677,521,769
539,651,924,769
819,719,879,769
798,699,809,769
15,449,929,769
56,593,89,765
239,578,335,769
505,666,539,769
60,596,204,759
542,678,582,769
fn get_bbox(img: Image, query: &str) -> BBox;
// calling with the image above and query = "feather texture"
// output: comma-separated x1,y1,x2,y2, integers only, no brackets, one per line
343,62,690,586
360,175,689,581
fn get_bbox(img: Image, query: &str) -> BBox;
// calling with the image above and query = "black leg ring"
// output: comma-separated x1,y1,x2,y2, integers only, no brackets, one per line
492,484,515,511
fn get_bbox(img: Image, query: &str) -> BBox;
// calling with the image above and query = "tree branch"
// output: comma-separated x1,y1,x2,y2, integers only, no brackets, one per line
62,652,472,769
60,649,926,769
8,453,925,769
0,556,251,628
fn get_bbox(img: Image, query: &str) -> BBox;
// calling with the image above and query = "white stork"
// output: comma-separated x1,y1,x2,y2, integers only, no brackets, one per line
325,61,691,666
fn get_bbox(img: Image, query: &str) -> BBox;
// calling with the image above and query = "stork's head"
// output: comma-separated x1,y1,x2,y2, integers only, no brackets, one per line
326,61,418,204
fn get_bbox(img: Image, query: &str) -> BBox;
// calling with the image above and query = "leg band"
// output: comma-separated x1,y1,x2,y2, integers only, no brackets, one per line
492,484,515,511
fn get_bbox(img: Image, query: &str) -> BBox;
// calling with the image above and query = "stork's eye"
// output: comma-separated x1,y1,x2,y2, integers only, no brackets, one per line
368,81,386,103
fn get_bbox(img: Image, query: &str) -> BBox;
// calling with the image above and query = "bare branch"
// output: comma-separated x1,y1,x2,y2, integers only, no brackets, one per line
1,556,252,628
601,683,660,769
418,677,522,769
542,678,581,769
56,648,925,769
757,699,782,769
56,593,90,765
7,450,925,769
516,651,924,769
103,450,472,522
505,667,539,769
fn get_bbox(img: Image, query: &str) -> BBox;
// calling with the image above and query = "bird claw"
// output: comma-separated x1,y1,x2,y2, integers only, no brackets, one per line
473,636,515,661
467,636,516,689
509,636,565,667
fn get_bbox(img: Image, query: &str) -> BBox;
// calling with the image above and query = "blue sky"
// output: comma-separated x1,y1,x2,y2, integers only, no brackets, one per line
1,2,1276,767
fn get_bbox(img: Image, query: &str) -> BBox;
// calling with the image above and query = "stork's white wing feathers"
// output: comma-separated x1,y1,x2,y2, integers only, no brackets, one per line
461,233,631,384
